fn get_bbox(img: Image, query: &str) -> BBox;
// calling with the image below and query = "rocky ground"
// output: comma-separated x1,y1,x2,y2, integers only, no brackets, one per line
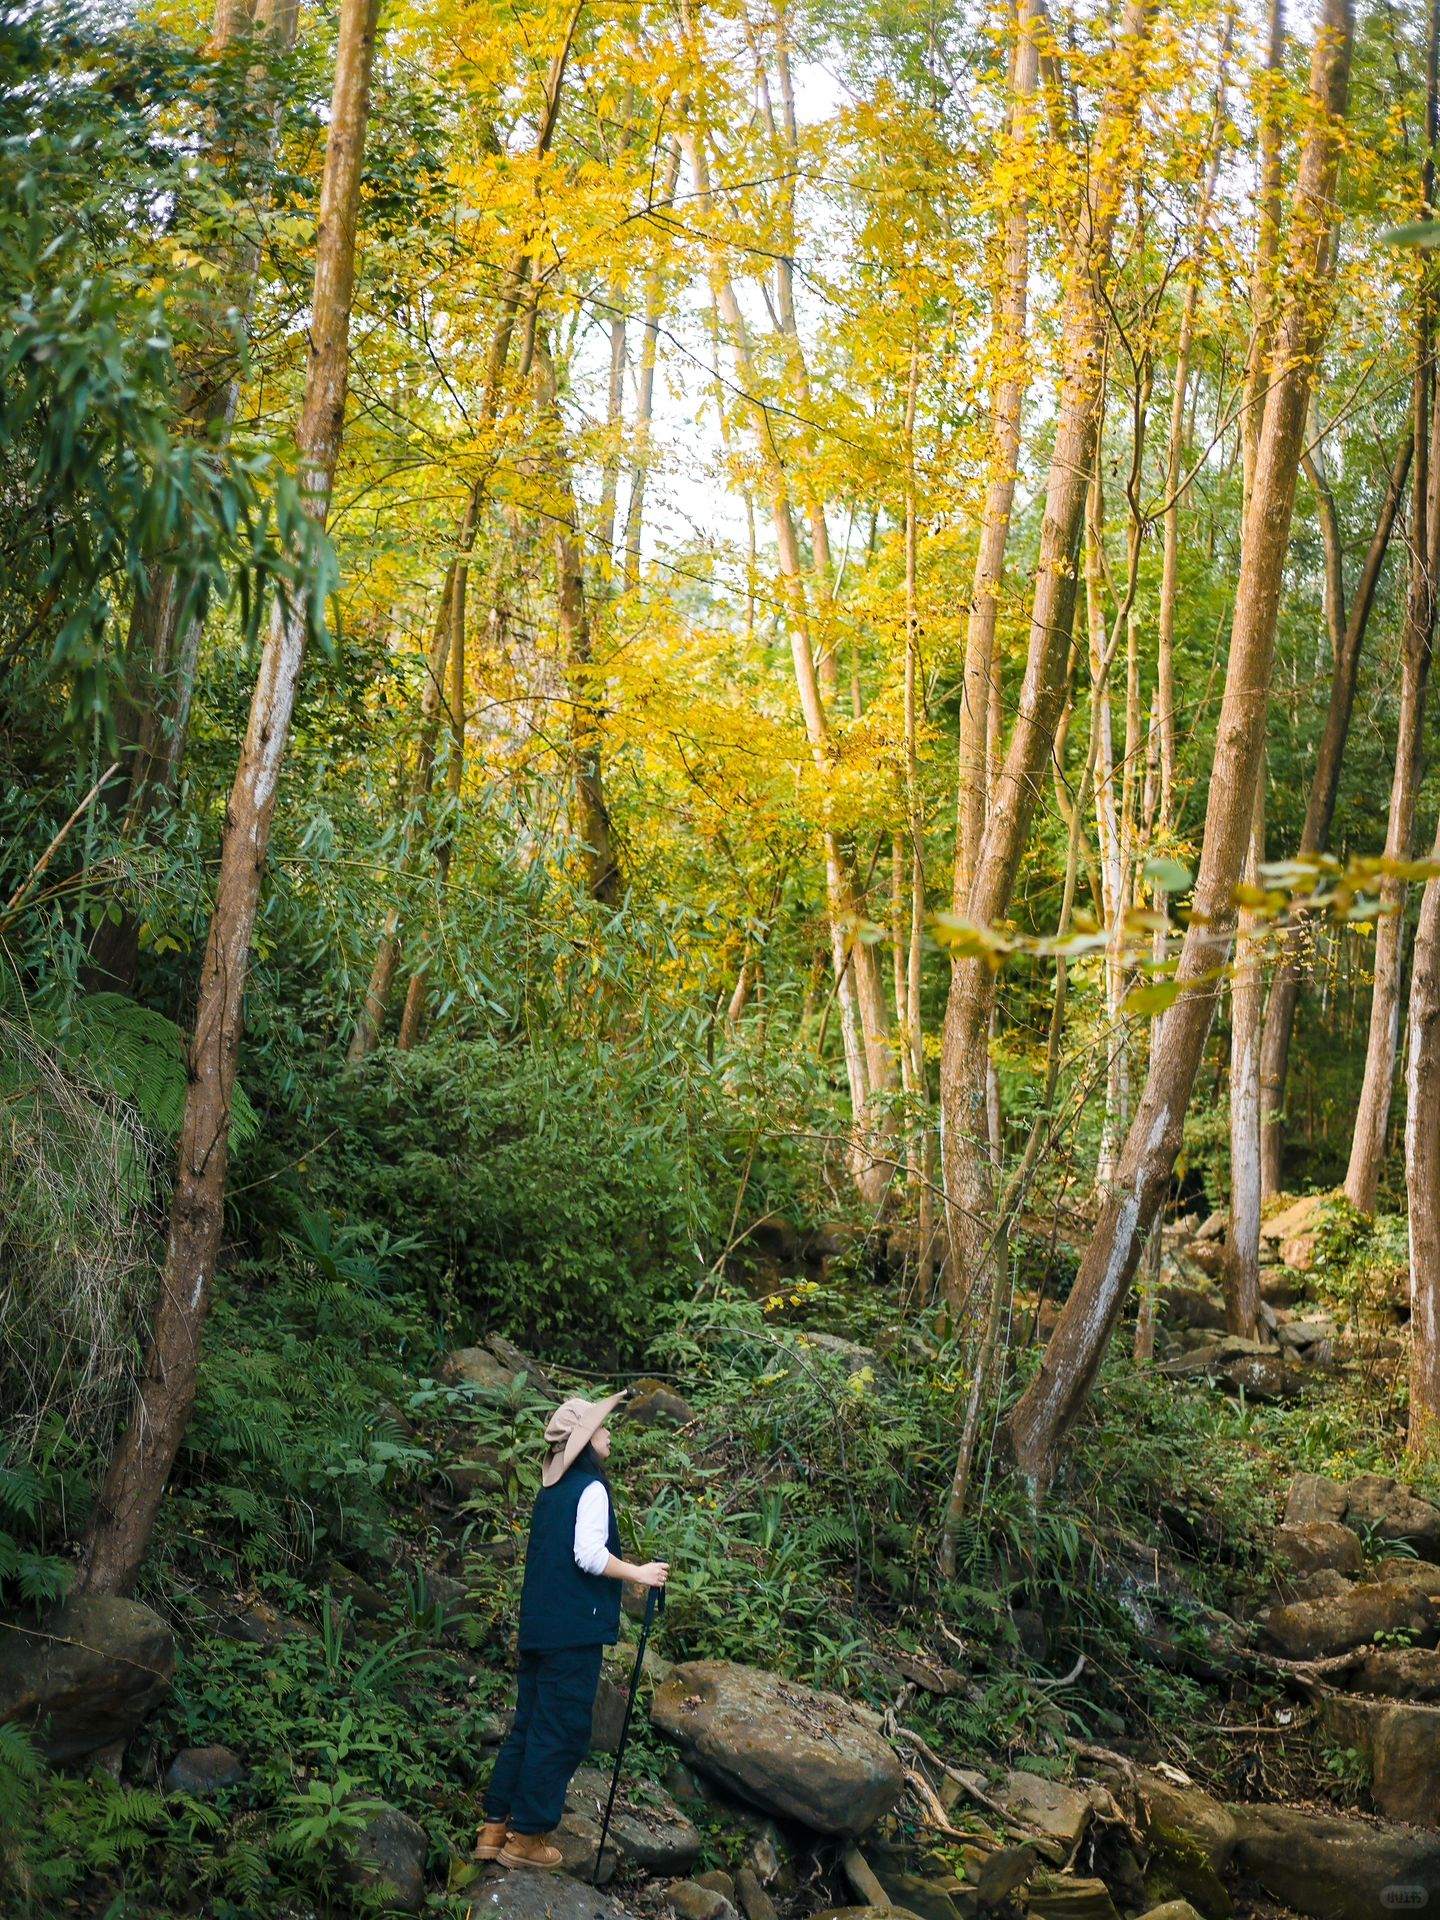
7,1194,1440,1917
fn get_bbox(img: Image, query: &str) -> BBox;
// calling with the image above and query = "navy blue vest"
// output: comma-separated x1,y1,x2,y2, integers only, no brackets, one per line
517,1466,622,1652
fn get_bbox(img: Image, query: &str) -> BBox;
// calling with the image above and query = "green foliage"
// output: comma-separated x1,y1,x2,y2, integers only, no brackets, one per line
315,1037,733,1358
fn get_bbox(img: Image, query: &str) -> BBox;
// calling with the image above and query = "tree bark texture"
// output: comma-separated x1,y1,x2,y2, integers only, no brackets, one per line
1407,823,1440,1457
1345,367,1440,1212
1005,0,1354,1489
1226,765,1264,1337
1258,425,1411,1194
79,0,382,1594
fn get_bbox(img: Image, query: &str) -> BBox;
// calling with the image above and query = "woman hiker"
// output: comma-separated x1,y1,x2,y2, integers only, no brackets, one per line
474,1391,669,1870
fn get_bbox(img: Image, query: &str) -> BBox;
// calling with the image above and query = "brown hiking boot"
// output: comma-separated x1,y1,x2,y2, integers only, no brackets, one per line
498,1832,563,1871
472,1820,510,1861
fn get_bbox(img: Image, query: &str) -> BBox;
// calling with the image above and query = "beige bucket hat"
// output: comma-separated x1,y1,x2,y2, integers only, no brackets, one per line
541,1390,627,1488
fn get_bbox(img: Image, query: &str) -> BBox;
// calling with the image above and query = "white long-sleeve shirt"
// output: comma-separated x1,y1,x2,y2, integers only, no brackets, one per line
573,1481,612,1576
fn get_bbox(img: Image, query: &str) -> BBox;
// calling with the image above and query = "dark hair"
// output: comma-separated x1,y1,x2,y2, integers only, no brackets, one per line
571,1441,609,1484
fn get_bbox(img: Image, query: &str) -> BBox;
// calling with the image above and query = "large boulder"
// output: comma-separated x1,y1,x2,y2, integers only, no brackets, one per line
1322,1694,1440,1828
1343,1473,1440,1562
1132,1770,1234,1919
651,1661,902,1835
1272,1520,1362,1579
1259,1578,1440,1660
467,1869,640,1920
1351,1644,1440,1699
337,1803,428,1914
1229,1802,1440,1920
1284,1473,1348,1527
0,1595,174,1762
163,1745,246,1796
1158,1338,1302,1402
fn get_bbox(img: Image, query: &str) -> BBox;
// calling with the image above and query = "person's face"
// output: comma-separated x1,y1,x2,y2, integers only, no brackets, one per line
592,1425,612,1461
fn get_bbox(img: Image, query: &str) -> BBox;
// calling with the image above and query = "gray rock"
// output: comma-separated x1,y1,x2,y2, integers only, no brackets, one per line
1260,1578,1440,1659
163,1745,245,1795
1322,1693,1440,1828
486,1336,552,1392
1344,1473,1440,1561
1195,1212,1226,1242
1272,1520,1362,1578
1137,1904,1205,1920
1132,1769,1234,1919
667,1881,739,1920
1351,1643,1440,1699
810,1910,924,1920
338,1803,428,1914
1375,1556,1440,1590
1158,1337,1301,1402
873,1868,972,1920
1024,1877,1120,1920
744,1821,790,1889
651,1660,903,1835
590,1666,631,1753
562,1766,701,1876
1229,1801,1440,1920
694,1872,735,1899
0,1595,174,1762
1158,1282,1227,1334
443,1347,519,1393
468,1868,639,1920
735,1864,777,1920
202,1590,312,1648
626,1384,697,1429
1284,1472,1348,1527
1287,1567,1351,1603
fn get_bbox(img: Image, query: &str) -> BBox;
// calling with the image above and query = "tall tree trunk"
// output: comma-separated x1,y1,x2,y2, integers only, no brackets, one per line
939,0,1154,1319
1345,409,1440,1212
1005,0,1354,1490
1407,819,1440,1457
623,142,681,592
537,346,621,905
1345,24,1440,1212
1241,0,1286,510
1227,763,1264,1336
78,0,382,1594
954,0,1043,911
395,535,472,1049
1258,424,1412,1193
1156,48,1228,824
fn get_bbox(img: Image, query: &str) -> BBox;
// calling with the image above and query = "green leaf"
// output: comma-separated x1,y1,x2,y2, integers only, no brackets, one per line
1143,856,1193,894
1380,220,1440,248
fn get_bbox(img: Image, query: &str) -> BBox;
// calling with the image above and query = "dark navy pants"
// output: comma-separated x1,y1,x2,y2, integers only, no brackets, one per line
483,1643,602,1834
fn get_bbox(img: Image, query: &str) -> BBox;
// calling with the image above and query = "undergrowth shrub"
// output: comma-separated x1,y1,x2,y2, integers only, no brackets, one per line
316,1037,746,1360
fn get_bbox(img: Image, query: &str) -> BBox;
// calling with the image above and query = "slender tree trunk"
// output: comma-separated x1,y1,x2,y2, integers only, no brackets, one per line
1227,763,1264,1336
78,0,382,1595
1005,0,1354,1490
395,535,472,1050
1156,51,1228,823
623,142,681,592
537,347,621,905
955,0,1043,912
939,0,1155,1320
1258,424,1412,1193
1241,0,1286,510
1407,820,1440,1457
1345,19,1440,1212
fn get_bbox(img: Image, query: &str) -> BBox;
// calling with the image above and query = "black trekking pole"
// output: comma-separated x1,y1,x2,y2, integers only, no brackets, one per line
592,1584,664,1886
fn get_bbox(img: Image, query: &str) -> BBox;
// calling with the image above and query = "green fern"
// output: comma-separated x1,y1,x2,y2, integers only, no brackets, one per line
53,993,259,1147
